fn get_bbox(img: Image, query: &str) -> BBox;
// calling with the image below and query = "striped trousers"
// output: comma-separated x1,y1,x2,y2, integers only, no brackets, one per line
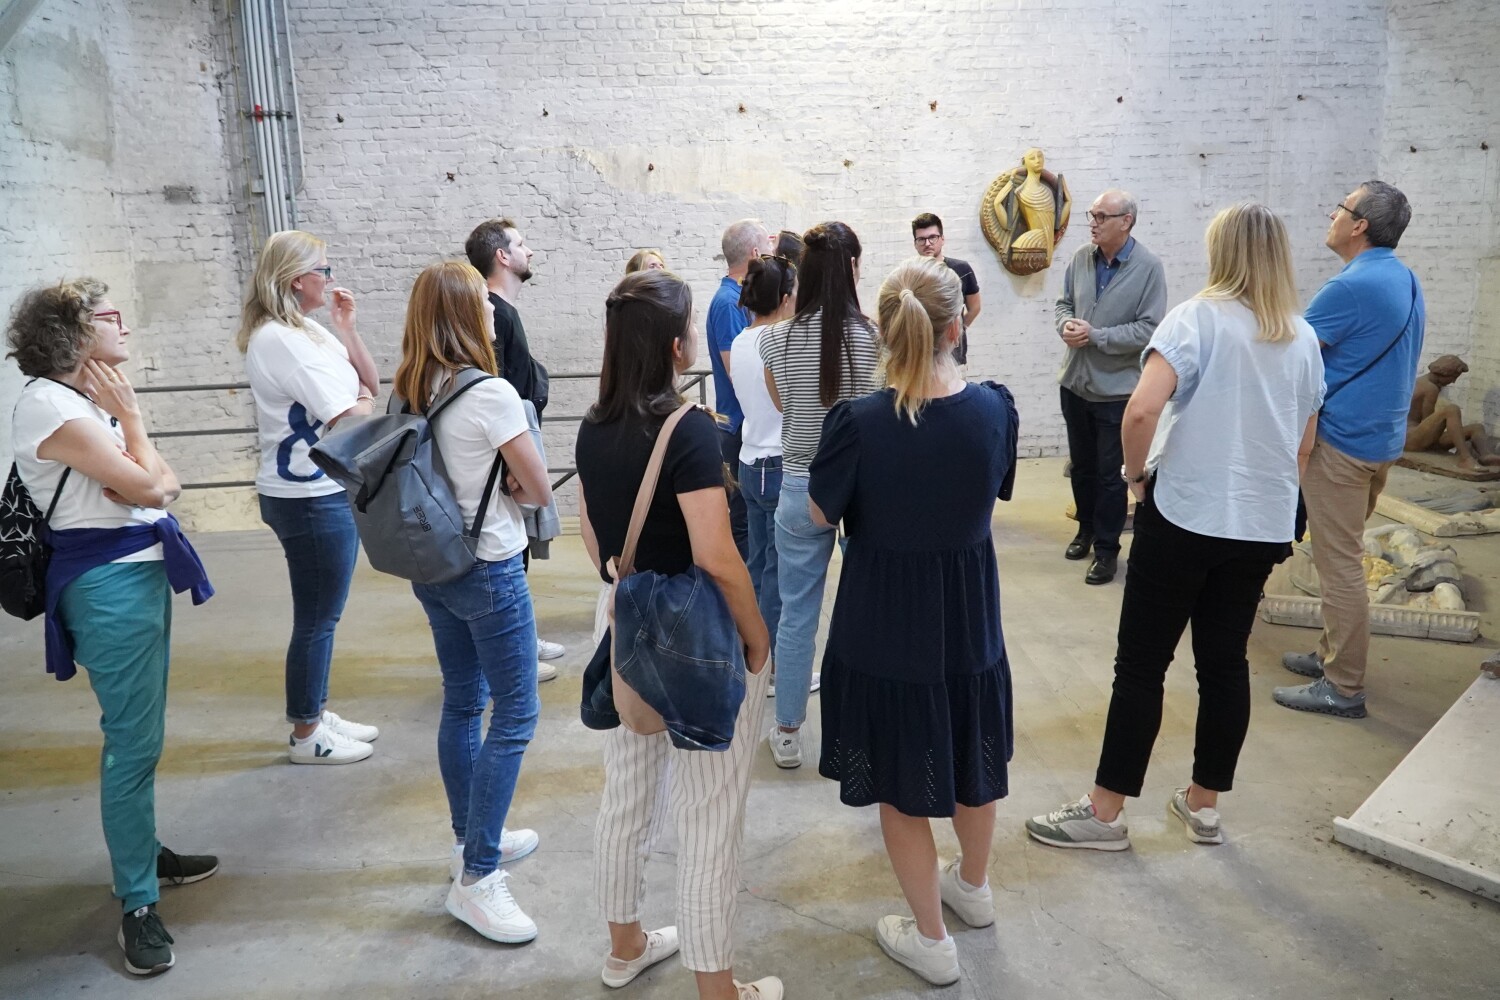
592,586,769,972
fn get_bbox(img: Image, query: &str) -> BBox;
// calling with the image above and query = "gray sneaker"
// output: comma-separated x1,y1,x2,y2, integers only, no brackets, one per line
1168,788,1224,845
1281,651,1324,678
1025,795,1130,851
1272,677,1367,718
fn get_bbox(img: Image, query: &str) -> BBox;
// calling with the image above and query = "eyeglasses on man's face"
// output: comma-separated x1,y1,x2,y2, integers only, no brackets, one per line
1086,211,1128,225
1331,202,1364,221
92,310,124,330
913,234,943,246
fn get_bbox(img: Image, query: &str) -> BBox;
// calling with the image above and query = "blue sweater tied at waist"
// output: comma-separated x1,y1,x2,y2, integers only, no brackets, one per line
44,515,214,681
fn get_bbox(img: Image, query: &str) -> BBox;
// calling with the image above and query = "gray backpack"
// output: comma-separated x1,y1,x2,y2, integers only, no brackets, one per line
309,369,504,584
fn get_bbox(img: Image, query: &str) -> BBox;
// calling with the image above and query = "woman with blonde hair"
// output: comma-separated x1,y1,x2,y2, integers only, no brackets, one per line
239,230,381,764
1026,202,1324,852
807,256,1017,986
394,261,552,944
625,248,667,274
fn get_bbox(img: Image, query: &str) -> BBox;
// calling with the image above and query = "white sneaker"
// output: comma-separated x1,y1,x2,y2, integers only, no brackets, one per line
769,727,802,769
767,671,821,698
321,709,379,743
449,828,541,879
735,977,784,1000
939,857,995,928
875,914,959,985
288,725,373,765
536,661,558,683
445,869,537,943
538,638,566,660
601,925,679,988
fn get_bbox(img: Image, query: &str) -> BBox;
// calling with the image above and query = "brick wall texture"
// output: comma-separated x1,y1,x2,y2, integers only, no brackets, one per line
3,0,1497,530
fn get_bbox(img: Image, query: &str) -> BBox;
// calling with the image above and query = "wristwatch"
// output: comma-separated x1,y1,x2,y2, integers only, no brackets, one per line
1120,464,1147,485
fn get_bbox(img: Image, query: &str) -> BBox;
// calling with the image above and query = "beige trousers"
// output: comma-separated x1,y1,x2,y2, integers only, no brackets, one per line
591,586,769,972
1301,438,1392,695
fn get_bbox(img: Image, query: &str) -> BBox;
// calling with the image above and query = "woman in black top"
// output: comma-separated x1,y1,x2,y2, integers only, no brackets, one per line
574,270,779,1000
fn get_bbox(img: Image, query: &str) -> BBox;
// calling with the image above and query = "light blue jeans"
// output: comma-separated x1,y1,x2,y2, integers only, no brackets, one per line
772,473,836,729
412,554,539,878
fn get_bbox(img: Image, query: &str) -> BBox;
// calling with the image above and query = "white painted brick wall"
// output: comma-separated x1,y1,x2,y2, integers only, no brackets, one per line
4,0,1496,529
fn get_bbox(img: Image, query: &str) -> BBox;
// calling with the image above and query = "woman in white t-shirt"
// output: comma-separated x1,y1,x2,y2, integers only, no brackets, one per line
728,254,794,688
1026,203,1324,852
392,261,553,945
237,231,381,765
7,278,217,975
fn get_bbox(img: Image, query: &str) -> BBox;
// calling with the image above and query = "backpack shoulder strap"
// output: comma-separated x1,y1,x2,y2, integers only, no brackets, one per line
426,368,495,421
615,402,698,580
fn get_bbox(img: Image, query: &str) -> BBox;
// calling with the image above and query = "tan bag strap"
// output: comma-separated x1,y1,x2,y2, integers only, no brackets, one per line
611,402,698,582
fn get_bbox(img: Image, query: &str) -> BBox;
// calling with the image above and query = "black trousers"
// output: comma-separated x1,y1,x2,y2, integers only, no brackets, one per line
1094,483,1284,797
1060,386,1128,556
720,424,748,561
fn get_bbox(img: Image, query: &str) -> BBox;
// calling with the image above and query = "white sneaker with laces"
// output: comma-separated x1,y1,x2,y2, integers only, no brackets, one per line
288,724,373,765
536,661,558,683
449,828,541,879
445,869,537,943
321,709,379,742
538,638,566,660
601,925,679,988
875,914,960,985
767,671,821,698
769,727,802,769
735,976,784,1000
939,857,994,928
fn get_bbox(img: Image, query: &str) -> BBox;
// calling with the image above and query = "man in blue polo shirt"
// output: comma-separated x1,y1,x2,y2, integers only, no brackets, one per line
1275,181,1425,719
707,218,774,559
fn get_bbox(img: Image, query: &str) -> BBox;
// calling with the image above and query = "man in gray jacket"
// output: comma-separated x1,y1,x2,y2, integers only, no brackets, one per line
1054,189,1168,584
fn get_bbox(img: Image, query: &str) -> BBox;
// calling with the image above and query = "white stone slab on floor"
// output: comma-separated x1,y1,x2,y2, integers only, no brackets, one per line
1334,674,1500,902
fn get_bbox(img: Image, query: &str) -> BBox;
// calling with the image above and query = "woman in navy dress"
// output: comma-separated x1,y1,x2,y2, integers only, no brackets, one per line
808,256,1017,987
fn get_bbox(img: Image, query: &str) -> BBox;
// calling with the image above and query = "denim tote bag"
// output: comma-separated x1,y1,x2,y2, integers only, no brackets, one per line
605,402,746,750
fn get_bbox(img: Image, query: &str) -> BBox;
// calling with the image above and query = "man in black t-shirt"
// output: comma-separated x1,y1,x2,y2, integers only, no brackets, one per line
912,212,982,365
465,217,547,415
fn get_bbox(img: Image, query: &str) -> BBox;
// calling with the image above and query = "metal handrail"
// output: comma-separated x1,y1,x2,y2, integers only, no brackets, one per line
152,369,713,491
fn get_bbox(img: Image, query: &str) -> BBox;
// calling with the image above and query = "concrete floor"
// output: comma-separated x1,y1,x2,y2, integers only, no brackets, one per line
2,457,1497,999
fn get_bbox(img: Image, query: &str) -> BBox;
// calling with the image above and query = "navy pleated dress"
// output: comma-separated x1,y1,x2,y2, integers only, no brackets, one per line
809,382,1018,818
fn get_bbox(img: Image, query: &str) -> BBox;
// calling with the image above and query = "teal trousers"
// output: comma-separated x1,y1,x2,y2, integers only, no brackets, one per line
58,560,172,912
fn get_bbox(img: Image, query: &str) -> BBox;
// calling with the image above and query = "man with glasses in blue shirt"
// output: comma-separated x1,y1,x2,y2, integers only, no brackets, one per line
1275,181,1425,720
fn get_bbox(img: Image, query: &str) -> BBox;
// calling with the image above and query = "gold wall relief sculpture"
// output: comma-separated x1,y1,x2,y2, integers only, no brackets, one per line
981,148,1072,275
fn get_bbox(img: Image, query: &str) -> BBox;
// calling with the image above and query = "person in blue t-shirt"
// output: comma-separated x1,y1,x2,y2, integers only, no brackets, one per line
1274,181,1425,720
707,218,774,559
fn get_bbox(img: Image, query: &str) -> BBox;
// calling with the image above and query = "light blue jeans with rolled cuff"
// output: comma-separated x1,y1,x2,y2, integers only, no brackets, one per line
772,473,836,730
412,554,539,878
59,560,173,912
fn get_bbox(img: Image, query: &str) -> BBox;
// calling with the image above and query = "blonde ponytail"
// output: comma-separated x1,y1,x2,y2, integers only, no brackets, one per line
877,257,964,424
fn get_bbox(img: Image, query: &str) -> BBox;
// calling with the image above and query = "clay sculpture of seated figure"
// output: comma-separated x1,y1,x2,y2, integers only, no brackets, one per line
1405,355,1500,470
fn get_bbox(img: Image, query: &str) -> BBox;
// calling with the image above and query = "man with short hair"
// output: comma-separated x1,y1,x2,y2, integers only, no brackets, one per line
1054,189,1167,585
911,213,981,363
464,217,564,677
707,218,774,559
1275,181,1425,719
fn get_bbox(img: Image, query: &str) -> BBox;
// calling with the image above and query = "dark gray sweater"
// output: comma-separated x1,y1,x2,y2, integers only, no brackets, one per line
1053,240,1168,401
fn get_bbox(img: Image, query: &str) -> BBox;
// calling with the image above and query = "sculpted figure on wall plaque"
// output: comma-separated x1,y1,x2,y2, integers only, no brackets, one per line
981,147,1072,275
1405,355,1500,470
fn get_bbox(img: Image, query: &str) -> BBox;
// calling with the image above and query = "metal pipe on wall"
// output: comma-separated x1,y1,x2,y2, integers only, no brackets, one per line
236,0,298,240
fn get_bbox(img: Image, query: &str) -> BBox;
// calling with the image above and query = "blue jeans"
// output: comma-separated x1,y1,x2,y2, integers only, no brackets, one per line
413,555,539,877
772,473,836,729
59,561,172,912
740,456,782,652
259,493,360,724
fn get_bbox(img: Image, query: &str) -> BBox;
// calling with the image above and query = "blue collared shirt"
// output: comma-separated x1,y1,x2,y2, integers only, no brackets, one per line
1094,236,1136,298
706,276,751,432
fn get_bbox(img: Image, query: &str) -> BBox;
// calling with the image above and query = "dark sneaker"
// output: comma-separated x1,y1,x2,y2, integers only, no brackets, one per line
1281,651,1324,678
119,905,175,976
157,847,218,887
1272,677,1367,718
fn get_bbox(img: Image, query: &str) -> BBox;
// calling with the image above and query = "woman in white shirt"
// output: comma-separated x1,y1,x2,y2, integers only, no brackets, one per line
729,254,794,689
237,231,380,765
392,261,553,945
1026,202,1324,851
8,278,216,976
